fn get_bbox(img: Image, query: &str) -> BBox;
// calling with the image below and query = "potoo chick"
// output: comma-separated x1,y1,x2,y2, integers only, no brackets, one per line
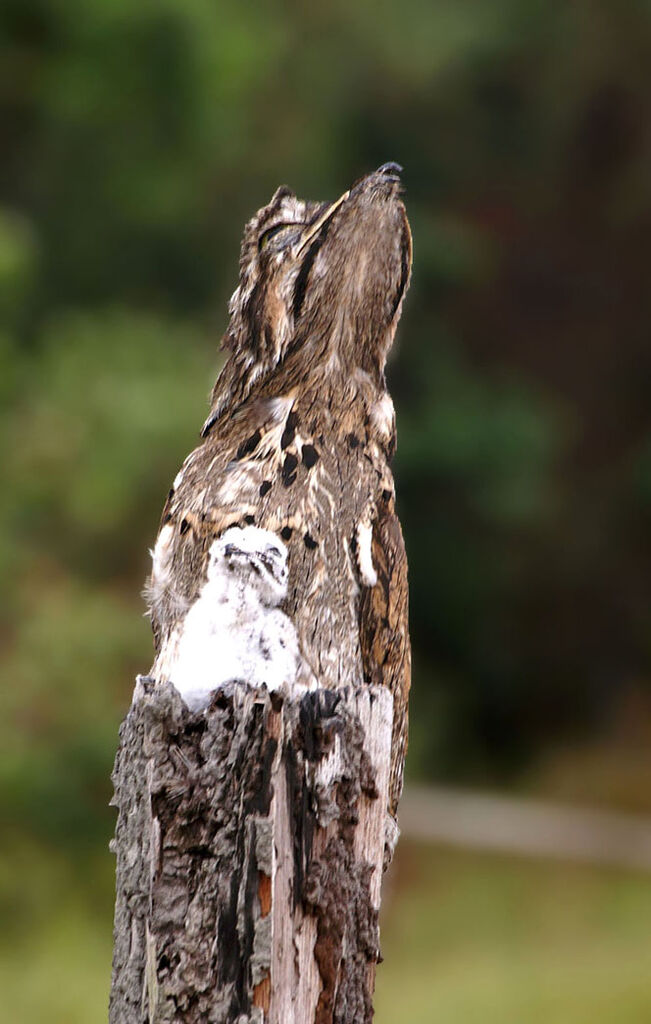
146,163,412,817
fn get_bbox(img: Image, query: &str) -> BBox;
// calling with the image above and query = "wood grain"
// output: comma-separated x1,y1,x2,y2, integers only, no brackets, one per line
110,677,393,1024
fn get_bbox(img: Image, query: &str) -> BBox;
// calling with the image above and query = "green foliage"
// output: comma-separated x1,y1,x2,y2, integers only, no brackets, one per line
0,208,38,325
0,307,216,849
4,310,216,563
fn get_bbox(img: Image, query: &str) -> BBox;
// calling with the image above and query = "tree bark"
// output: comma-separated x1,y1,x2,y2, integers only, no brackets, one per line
109,676,393,1024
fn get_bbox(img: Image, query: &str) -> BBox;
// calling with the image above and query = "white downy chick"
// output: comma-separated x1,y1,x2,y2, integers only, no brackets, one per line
169,526,307,711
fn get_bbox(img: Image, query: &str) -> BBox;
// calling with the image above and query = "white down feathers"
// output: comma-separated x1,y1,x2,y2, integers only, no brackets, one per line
151,526,313,711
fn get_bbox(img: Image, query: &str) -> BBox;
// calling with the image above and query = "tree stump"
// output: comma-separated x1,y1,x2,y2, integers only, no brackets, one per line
109,676,393,1024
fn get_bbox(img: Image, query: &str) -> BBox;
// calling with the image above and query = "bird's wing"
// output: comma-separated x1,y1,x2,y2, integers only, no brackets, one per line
359,496,411,817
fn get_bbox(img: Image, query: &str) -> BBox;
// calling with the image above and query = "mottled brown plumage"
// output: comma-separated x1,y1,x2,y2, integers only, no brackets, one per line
147,164,412,815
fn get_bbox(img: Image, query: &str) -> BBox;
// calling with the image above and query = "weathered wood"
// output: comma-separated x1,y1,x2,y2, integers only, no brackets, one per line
110,677,393,1024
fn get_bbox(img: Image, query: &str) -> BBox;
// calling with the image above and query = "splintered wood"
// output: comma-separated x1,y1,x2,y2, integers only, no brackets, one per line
109,678,393,1024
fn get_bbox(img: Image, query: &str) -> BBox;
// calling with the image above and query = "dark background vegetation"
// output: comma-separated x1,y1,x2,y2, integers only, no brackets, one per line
1,1,651,1020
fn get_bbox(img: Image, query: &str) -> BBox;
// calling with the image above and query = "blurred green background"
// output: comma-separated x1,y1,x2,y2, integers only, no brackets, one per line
2,1,651,1020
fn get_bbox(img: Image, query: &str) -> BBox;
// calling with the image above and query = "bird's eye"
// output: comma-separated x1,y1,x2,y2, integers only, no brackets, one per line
258,223,300,252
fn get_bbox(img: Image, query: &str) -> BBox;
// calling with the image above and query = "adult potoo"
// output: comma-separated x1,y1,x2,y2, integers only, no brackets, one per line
146,163,412,817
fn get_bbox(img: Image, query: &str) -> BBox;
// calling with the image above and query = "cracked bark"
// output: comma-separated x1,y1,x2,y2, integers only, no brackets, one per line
109,677,393,1024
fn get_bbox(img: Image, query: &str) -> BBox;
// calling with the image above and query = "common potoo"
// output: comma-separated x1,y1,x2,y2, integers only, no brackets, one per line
146,163,412,817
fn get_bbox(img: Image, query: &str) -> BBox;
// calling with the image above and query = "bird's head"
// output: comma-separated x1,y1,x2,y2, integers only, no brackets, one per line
208,526,289,607
208,165,411,425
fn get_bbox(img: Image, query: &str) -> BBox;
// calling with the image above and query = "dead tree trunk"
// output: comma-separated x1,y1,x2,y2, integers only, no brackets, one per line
109,676,393,1024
